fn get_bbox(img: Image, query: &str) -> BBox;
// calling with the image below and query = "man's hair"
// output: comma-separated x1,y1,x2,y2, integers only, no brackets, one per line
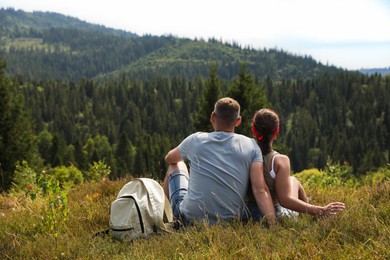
213,97,240,125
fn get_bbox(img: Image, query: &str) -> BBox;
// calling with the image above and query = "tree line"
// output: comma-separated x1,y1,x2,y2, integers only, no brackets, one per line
1,59,389,191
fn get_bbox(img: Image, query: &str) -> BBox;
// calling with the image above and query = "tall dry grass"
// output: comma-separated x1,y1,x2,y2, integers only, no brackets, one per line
1,177,389,259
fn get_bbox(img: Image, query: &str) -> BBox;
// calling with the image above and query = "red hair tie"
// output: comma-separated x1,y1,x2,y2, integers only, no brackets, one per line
272,124,279,139
252,119,279,141
251,123,264,141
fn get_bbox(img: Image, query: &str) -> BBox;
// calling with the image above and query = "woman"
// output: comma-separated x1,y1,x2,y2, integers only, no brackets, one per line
248,108,345,219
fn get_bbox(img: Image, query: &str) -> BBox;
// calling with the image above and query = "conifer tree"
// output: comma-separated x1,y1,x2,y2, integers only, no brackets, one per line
37,129,53,165
193,63,222,132
114,132,135,179
226,63,269,136
0,59,37,191
50,132,66,167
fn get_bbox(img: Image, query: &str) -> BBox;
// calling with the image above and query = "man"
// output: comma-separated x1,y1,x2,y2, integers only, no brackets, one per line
163,97,275,225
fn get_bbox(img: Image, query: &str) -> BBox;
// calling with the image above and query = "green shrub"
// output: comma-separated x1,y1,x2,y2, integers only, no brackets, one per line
40,177,69,238
362,165,390,185
84,161,111,182
294,160,358,189
294,168,327,188
10,161,40,199
51,165,84,187
11,161,36,191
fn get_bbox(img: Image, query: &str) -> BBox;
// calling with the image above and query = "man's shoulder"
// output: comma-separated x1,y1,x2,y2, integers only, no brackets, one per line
234,133,256,143
191,131,209,138
182,132,209,142
185,131,207,137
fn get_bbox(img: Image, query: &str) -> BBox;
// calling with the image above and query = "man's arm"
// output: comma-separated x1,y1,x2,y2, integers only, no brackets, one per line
249,161,276,224
165,147,183,165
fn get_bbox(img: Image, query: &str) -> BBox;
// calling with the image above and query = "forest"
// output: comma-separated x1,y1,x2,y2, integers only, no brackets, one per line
0,8,389,191
1,8,344,83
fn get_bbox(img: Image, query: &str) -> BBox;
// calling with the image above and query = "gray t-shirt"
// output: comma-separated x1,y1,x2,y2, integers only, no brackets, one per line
178,131,263,224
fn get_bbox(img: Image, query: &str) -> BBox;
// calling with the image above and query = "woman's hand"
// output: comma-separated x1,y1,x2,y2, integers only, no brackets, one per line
320,202,346,216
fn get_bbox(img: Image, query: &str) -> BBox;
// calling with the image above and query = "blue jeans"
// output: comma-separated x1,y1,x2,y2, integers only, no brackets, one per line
246,203,299,221
168,169,189,223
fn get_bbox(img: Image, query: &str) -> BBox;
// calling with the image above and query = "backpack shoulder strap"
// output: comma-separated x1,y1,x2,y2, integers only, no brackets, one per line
93,228,110,238
139,178,173,230
163,194,173,222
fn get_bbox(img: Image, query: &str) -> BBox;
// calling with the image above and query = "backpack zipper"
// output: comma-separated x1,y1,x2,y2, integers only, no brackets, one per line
117,195,145,234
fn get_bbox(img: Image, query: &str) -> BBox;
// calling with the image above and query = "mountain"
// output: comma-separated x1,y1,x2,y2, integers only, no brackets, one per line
0,8,137,38
1,8,344,82
360,67,390,76
1,9,389,189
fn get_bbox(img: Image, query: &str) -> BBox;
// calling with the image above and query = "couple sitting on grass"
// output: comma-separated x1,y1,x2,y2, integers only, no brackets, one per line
163,97,345,226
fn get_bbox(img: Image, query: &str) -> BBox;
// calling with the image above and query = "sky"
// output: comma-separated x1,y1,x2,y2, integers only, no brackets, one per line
1,0,390,70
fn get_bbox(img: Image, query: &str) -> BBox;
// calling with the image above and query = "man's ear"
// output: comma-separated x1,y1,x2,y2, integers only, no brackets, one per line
210,112,216,124
235,116,242,127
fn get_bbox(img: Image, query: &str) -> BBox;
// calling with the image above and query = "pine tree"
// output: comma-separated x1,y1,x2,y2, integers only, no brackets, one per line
0,59,37,191
114,132,135,179
226,63,269,136
193,63,222,132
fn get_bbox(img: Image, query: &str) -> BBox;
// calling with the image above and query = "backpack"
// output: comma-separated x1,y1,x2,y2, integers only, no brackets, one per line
109,178,173,242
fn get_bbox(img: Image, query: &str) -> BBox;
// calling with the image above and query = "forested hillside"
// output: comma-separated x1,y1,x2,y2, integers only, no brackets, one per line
1,8,343,82
0,8,389,192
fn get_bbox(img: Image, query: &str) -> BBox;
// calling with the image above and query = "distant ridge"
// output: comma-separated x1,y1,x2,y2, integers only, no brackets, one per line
360,67,390,76
0,8,138,38
1,8,347,82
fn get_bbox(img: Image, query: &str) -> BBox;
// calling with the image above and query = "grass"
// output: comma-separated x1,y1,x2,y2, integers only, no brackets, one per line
0,177,389,259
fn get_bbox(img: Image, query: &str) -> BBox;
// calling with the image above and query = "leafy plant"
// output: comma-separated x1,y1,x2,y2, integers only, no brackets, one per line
40,175,69,239
51,165,84,187
84,160,111,182
362,164,390,185
295,159,358,189
11,160,39,200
